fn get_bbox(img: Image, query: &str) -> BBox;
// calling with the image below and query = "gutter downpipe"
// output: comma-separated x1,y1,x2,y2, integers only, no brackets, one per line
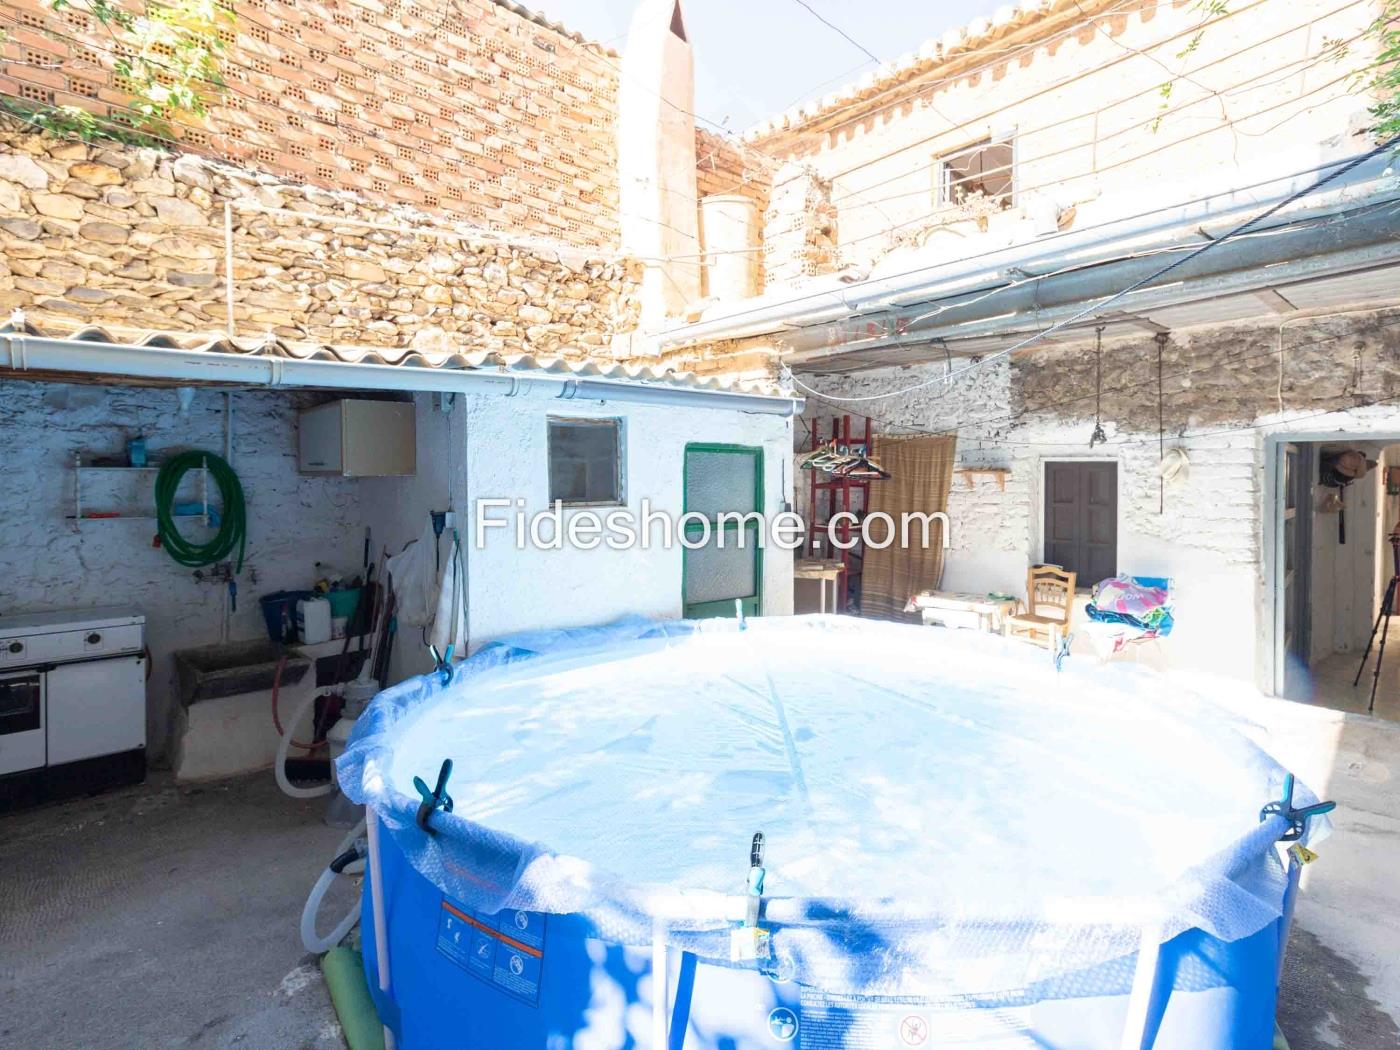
657,153,1398,350
0,335,803,417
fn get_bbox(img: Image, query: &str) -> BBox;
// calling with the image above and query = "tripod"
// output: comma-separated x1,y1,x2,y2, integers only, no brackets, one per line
1353,522,1400,714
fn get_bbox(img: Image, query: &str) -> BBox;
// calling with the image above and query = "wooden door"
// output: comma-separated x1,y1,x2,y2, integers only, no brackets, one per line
1044,461,1118,586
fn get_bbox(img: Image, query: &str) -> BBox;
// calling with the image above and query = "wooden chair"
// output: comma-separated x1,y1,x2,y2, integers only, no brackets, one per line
1004,565,1076,652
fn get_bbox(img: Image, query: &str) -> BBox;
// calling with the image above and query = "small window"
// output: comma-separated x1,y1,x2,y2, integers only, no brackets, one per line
548,418,622,505
935,137,1014,209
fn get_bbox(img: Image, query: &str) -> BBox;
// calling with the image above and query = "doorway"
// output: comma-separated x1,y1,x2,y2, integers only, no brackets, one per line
1272,437,1400,721
681,443,763,619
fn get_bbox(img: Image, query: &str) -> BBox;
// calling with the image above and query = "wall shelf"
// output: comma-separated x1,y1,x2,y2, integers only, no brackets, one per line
955,467,1011,491
72,452,208,526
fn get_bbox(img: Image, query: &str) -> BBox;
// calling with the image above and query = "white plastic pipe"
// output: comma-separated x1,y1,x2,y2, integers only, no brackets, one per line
299,818,367,953
367,806,397,1050
1119,923,1163,1050
651,919,668,1049
0,333,802,417
274,687,334,800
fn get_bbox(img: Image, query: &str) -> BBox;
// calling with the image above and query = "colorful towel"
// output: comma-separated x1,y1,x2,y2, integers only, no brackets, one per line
1087,575,1174,636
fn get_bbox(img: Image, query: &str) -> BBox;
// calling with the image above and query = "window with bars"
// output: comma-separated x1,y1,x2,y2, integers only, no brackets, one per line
934,137,1015,209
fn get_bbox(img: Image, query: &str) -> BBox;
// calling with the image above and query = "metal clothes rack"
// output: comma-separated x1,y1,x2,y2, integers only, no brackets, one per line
804,414,875,613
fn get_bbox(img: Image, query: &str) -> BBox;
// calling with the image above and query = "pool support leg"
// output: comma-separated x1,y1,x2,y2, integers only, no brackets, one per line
367,806,397,1050
652,919,669,1049
1119,923,1163,1050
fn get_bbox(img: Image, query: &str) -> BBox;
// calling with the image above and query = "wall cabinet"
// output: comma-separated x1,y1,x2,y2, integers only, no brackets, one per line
298,399,416,477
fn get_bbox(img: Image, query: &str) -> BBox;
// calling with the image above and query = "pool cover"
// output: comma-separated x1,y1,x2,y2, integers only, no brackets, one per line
338,615,1324,1000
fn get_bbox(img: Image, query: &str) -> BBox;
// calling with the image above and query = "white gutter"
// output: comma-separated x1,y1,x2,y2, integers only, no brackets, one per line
0,334,803,417
658,151,1399,349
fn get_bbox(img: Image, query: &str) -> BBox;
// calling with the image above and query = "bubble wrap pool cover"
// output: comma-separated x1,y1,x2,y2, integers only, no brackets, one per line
338,615,1324,998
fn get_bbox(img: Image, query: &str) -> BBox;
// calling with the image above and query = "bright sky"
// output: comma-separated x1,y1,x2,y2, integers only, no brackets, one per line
536,0,1009,132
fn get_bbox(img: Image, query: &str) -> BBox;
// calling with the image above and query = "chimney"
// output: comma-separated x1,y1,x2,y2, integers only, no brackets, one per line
618,0,701,333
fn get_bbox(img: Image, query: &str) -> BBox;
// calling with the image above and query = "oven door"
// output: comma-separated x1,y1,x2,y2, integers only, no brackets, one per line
0,668,46,775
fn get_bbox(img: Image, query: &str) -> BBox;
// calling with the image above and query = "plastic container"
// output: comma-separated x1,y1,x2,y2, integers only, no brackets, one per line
297,597,333,645
260,590,315,643
327,588,362,624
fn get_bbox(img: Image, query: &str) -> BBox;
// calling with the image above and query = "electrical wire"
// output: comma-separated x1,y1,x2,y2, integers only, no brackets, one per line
2,0,1365,263
788,132,1400,405
792,311,1400,449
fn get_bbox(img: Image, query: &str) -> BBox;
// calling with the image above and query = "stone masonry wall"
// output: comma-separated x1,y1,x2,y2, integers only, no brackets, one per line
0,0,622,246
0,120,644,356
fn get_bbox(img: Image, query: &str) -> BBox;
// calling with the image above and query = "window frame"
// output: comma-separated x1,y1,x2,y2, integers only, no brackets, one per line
546,416,625,508
933,135,1017,210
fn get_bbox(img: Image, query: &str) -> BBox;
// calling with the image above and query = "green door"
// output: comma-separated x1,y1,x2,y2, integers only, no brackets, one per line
682,444,764,619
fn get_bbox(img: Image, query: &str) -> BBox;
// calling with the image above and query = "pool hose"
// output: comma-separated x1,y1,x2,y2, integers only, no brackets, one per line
154,450,246,572
321,946,386,1050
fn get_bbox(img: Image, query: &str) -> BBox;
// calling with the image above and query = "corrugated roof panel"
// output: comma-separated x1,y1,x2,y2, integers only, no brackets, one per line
0,319,782,398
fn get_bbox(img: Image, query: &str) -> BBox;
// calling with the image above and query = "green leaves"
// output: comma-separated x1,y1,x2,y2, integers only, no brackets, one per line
25,0,231,145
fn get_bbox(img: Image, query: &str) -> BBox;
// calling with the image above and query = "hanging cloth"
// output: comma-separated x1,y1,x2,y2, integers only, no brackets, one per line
386,518,442,628
428,531,468,659
860,434,957,621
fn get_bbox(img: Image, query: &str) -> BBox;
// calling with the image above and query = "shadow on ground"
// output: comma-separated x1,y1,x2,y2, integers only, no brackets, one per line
0,772,348,1050
1281,924,1400,1050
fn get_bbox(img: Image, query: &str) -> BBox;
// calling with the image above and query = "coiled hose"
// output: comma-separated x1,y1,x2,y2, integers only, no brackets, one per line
154,450,246,571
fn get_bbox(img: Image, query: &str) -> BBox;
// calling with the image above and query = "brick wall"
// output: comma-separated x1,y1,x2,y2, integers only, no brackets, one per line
0,0,622,247
695,127,769,216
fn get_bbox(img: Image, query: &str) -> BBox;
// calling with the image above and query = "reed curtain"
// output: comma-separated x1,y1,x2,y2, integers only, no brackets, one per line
860,434,958,621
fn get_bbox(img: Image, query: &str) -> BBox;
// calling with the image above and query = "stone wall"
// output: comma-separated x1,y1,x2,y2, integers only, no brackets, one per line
0,0,623,246
0,120,644,356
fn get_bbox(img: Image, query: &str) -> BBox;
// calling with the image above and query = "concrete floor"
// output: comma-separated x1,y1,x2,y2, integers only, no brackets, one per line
3,745,1398,1050
1309,645,1400,723
0,773,349,1050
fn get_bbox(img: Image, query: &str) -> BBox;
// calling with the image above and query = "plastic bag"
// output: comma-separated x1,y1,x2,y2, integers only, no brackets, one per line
385,518,440,628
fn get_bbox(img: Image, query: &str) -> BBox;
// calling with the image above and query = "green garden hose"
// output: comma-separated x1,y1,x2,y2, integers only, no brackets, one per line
154,450,247,572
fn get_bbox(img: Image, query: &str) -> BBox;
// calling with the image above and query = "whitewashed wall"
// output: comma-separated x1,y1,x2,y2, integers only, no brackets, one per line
463,393,795,645
799,359,1263,680
361,393,462,686
358,390,795,678
800,346,1400,690
0,380,366,761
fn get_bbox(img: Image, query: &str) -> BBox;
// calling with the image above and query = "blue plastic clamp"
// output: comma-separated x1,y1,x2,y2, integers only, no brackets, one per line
413,758,455,835
1260,773,1336,842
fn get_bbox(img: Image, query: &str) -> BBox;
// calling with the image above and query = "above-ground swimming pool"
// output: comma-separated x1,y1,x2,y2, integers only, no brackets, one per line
339,616,1329,1049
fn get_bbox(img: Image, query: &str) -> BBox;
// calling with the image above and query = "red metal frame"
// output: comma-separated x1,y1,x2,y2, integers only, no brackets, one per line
805,414,875,613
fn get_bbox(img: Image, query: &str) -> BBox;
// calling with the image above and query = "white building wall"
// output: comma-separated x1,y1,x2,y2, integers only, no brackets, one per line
758,0,1377,272
463,393,794,645
800,360,1262,680
359,390,795,676
0,380,366,760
